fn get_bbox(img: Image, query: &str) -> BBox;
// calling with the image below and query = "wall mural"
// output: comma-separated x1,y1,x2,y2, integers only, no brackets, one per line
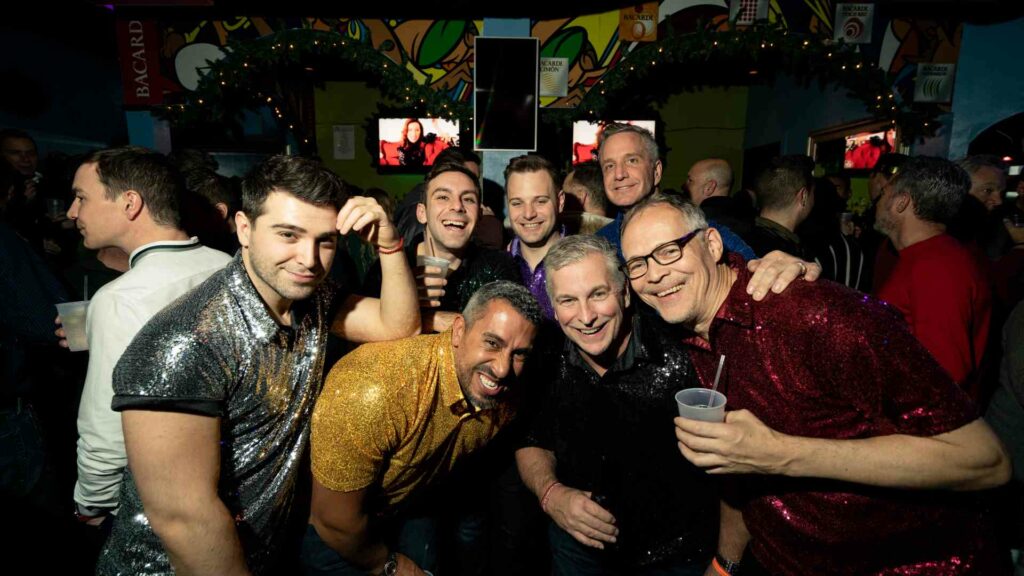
138,1,956,108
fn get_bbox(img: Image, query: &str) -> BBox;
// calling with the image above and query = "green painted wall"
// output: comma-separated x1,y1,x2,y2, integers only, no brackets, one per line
656,87,749,196
314,81,424,199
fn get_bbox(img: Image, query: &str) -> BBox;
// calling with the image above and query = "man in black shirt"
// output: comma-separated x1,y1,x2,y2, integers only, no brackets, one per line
516,234,716,575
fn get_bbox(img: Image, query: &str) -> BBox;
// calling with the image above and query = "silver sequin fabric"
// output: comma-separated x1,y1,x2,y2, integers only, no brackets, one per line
96,254,333,575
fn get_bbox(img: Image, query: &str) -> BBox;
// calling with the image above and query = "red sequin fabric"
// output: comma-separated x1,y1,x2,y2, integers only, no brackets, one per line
684,255,1003,575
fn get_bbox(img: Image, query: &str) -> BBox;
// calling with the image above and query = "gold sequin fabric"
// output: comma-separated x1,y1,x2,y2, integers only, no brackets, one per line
97,254,334,575
312,330,512,511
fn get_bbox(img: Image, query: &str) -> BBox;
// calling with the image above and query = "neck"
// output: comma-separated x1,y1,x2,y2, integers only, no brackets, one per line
758,208,800,232
419,238,464,269
122,224,191,257
240,249,293,325
579,323,633,377
892,220,944,251
693,264,736,341
518,231,560,271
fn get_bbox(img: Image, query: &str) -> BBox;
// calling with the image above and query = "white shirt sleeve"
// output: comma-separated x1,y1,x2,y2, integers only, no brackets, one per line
73,289,147,513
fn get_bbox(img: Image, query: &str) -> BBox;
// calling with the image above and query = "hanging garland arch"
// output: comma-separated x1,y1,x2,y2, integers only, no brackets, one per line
159,22,940,155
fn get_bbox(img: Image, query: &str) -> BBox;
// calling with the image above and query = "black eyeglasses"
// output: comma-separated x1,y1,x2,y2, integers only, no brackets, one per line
621,228,705,280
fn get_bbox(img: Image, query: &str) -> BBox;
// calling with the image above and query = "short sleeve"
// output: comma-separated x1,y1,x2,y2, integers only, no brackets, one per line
310,346,402,492
811,290,977,437
111,305,230,417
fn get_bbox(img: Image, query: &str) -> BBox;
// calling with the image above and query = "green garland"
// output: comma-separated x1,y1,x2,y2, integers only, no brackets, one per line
158,22,940,152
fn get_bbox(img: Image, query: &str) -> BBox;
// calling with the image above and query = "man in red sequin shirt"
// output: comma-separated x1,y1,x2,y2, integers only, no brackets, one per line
620,193,1010,576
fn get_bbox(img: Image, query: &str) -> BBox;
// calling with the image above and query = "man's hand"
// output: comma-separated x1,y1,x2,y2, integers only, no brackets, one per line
54,314,68,348
394,553,429,576
337,196,399,250
745,251,820,301
415,267,446,308
545,484,618,549
674,409,792,475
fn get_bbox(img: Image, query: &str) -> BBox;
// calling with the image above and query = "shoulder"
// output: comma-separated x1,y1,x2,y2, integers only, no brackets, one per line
756,278,901,334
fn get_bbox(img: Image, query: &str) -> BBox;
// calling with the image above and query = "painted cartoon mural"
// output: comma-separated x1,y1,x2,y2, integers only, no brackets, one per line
132,1,961,111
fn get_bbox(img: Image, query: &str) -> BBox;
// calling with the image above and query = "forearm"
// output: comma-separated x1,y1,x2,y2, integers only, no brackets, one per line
310,516,389,572
515,446,559,498
716,499,750,562
151,498,250,576
781,419,1010,490
376,251,420,338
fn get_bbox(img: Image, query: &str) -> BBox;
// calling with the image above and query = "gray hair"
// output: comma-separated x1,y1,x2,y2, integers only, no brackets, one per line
891,156,970,224
543,235,625,301
598,122,659,164
621,192,708,240
958,154,1008,184
462,280,543,328
702,159,734,194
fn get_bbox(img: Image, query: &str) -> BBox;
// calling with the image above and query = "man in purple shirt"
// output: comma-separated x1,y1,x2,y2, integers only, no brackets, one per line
505,154,564,319
619,192,1010,576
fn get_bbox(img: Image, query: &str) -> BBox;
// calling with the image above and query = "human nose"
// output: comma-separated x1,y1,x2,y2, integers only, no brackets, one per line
296,239,319,270
645,257,670,283
578,300,597,325
523,201,536,219
491,353,511,380
614,161,628,180
67,198,79,220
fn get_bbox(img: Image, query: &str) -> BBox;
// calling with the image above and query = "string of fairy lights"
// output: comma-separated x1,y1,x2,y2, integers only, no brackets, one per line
157,21,942,154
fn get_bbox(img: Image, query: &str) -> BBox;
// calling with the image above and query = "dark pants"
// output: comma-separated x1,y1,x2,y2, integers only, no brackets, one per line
301,518,438,576
548,523,707,576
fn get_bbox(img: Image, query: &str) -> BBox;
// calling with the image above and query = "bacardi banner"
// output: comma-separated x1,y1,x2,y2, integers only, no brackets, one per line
116,19,163,106
834,3,874,44
620,3,658,42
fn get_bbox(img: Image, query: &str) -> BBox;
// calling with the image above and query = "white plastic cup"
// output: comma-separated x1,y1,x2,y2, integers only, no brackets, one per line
416,255,450,278
675,388,727,422
56,301,89,352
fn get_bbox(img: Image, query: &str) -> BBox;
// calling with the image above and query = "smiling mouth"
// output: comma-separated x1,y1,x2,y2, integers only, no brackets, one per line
519,222,543,229
442,219,467,230
656,284,683,297
576,323,606,336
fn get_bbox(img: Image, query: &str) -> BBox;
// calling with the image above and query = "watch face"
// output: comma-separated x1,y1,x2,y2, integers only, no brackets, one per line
383,556,398,576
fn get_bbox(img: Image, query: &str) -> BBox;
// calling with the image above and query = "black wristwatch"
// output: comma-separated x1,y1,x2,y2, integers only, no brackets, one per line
378,551,398,576
715,553,742,575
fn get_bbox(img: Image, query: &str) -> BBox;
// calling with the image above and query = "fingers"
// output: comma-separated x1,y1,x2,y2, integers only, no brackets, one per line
568,529,610,550
745,251,816,301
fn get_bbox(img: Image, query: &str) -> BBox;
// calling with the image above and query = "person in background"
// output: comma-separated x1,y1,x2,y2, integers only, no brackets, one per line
562,160,613,236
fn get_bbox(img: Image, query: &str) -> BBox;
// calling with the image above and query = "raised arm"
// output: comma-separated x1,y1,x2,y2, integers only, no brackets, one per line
122,410,250,575
332,196,419,342
675,411,1010,491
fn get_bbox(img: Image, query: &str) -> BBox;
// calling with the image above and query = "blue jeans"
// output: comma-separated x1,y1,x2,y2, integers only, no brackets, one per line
548,523,707,576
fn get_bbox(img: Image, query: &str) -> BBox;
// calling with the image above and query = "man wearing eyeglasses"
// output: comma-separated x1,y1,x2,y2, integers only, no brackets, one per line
620,192,1009,576
516,234,814,576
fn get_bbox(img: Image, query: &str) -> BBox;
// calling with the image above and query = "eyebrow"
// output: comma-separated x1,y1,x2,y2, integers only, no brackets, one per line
270,223,337,241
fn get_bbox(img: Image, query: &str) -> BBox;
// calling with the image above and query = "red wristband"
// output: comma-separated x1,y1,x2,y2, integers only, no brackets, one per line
377,237,404,255
540,481,561,513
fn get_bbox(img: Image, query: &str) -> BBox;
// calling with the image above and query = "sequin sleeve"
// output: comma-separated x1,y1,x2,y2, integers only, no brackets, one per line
809,288,977,436
111,293,233,417
311,342,405,492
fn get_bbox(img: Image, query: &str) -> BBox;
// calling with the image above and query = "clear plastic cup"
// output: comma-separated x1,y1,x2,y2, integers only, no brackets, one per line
56,301,89,352
416,255,450,278
675,388,726,422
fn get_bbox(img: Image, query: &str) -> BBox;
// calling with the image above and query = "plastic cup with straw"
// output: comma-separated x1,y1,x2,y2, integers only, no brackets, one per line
675,354,727,422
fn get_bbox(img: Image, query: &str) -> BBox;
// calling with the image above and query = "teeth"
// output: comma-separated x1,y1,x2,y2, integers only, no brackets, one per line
578,326,602,335
442,220,466,228
480,374,498,389
520,223,541,228
657,285,683,297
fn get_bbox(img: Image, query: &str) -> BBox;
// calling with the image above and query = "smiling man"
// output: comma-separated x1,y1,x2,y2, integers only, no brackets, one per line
517,235,718,575
303,281,541,576
620,192,1009,576
96,155,419,576
505,154,565,318
362,162,520,332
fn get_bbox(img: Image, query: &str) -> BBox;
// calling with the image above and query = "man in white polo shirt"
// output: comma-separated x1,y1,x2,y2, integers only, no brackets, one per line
65,146,231,530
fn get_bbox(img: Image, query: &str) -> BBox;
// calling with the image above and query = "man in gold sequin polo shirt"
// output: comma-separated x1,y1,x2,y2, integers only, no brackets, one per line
303,281,542,576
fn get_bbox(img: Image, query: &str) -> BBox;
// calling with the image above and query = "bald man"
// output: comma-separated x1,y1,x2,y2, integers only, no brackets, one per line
686,158,753,240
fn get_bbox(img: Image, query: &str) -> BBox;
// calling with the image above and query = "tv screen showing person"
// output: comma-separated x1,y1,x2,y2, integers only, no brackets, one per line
379,118,459,167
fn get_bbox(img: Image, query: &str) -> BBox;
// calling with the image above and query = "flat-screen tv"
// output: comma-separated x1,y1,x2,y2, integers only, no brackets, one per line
843,128,897,170
572,120,657,164
474,37,539,151
378,118,460,168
